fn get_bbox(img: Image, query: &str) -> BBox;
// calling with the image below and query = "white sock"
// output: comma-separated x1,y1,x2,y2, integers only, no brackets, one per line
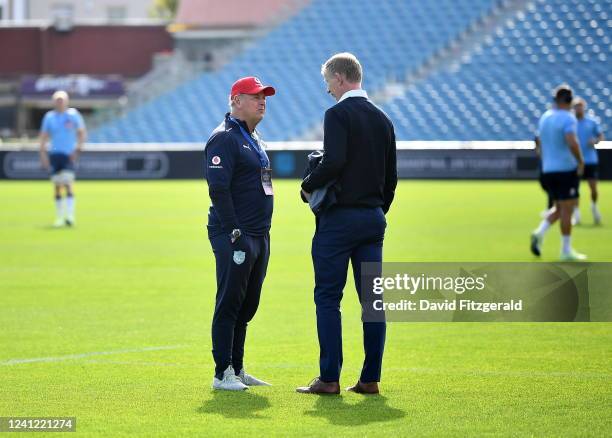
573,206,580,220
66,195,75,218
591,202,600,215
562,235,571,254
55,197,64,219
534,219,551,237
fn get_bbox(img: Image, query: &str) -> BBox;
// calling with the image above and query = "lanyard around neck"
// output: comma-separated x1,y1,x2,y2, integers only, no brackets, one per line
229,116,269,168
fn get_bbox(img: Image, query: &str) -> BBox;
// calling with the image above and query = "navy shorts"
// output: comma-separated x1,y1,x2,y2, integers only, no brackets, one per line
582,164,599,180
541,170,579,201
49,153,74,175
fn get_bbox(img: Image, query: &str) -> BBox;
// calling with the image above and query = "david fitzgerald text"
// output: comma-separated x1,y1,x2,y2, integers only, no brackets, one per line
374,299,523,313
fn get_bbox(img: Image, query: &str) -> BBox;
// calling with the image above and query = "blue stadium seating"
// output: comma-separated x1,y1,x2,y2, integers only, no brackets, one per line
90,0,611,142
383,0,612,139
89,0,497,142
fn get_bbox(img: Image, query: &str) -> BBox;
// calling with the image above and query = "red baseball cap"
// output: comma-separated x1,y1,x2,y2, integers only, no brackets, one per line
230,76,276,97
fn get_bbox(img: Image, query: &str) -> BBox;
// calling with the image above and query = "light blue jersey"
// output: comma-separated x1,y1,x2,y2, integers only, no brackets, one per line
577,116,602,165
41,108,85,155
537,108,578,173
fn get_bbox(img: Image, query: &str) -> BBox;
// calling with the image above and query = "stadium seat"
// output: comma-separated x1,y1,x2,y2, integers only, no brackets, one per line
383,0,611,140
89,0,498,142
89,0,611,142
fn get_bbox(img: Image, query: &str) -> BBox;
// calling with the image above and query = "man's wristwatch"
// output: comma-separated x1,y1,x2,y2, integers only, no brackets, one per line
230,229,242,243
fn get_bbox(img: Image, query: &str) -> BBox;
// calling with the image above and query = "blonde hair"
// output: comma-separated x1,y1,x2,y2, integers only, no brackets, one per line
52,90,69,101
321,52,363,83
572,96,587,108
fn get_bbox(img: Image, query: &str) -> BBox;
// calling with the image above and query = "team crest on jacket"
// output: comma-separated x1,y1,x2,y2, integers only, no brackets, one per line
233,251,246,265
212,156,221,165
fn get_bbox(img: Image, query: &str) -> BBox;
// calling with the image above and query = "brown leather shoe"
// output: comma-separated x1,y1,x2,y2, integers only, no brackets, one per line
346,380,379,394
296,377,340,394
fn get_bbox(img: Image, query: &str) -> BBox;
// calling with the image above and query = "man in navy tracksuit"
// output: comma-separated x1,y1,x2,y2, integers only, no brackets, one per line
205,77,275,391
297,53,398,395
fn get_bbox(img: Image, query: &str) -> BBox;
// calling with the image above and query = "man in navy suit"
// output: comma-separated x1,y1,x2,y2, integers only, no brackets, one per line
297,53,398,395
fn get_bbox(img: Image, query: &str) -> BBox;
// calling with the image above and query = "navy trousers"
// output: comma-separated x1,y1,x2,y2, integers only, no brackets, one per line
210,233,270,378
312,206,387,383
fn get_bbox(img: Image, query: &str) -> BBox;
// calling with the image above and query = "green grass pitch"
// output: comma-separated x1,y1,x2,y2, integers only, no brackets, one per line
1,179,611,436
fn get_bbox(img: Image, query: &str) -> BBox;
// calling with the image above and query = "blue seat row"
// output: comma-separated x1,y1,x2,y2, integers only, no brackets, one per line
89,0,497,142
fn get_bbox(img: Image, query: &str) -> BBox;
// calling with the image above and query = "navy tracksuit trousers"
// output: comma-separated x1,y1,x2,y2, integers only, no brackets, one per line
210,233,270,378
312,206,387,383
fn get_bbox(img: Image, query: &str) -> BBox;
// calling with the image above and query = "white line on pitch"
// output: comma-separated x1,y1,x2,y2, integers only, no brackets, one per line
0,345,186,366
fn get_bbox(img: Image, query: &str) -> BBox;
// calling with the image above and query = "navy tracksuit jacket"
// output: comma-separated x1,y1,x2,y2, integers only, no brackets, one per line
205,113,272,378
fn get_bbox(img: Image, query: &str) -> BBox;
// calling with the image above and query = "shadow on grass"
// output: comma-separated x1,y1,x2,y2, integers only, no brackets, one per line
304,395,405,426
39,225,74,231
574,223,604,229
197,390,271,419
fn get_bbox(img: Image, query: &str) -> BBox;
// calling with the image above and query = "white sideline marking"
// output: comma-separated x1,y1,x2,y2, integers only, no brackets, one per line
0,345,185,366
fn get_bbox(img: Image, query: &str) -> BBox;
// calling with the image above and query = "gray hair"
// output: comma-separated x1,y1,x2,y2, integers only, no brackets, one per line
321,52,363,83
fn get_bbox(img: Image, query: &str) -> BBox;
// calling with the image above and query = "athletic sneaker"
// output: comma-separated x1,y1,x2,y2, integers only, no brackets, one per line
53,217,65,228
530,233,542,256
65,215,75,227
237,369,271,386
559,250,587,262
212,365,248,391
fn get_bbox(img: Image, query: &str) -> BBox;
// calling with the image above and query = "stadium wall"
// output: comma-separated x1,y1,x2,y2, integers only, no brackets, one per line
1,142,611,180
0,25,173,77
